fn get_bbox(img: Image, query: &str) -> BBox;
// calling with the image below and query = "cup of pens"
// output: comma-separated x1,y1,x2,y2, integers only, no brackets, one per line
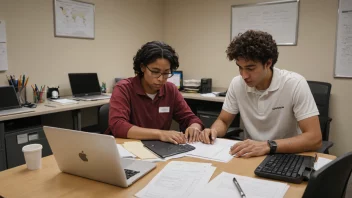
32,85,46,103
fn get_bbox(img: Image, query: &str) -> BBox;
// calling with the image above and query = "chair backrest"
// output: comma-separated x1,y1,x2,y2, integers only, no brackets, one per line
307,81,332,142
307,81,332,117
98,103,110,134
303,152,352,198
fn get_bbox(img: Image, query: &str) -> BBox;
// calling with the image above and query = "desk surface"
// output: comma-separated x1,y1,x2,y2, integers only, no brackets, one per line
0,93,223,122
181,92,225,103
0,138,335,198
0,99,110,122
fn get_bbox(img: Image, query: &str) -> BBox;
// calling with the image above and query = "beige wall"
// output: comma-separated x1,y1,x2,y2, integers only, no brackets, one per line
164,0,352,156
1,0,351,156
0,0,164,97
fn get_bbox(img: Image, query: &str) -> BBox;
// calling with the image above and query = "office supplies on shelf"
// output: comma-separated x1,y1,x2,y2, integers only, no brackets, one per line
189,172,289,198
254,153,316,184
141,140,195,158
136,161,216,198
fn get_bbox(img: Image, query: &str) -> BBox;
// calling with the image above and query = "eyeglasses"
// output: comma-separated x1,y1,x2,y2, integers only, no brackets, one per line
145,65,174,79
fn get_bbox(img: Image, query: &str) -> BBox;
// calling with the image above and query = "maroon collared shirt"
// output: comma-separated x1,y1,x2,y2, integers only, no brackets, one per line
106,76,203,138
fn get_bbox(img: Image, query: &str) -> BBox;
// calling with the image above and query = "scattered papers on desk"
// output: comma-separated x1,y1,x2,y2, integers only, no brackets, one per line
187,138,239,163
135,161,216,198
189,172,289,198
200,93,217,97
116,144,136,158
50,99,78,105
122,141,158,159
314,157,332,171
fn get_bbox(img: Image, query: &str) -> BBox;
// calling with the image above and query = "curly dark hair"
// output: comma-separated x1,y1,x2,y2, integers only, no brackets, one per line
133,41,179,76
226,30,279,68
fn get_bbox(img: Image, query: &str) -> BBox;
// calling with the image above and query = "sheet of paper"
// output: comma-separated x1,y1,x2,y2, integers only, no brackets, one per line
116,144,136,158
0,20,6,42
187,138,239,163
135,161,216,198
314,157,332,171
51,99,78,105
189,172,289,198
0,43,8,71
123,141,158,159
201,93,216,97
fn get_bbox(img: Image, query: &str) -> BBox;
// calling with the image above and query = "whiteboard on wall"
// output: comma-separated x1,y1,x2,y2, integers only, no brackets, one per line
231,0,299,45
334,0,352,78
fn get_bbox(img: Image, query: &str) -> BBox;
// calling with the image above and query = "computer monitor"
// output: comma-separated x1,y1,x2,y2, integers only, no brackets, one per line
167,71,183,90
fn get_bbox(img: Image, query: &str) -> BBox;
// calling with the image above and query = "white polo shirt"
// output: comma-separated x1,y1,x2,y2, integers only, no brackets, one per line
223,67,319,141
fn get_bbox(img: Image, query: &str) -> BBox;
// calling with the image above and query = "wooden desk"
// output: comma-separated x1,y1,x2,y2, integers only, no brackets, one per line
0,98,110,130
0,138,336,198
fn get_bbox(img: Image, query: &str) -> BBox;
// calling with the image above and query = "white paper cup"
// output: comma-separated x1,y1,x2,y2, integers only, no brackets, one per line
22,144,43,170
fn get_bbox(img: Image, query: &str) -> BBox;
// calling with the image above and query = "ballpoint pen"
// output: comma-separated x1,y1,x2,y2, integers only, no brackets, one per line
233,177,246,198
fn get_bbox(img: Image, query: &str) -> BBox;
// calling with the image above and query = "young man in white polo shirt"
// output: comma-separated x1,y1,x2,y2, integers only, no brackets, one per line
200,30,322,158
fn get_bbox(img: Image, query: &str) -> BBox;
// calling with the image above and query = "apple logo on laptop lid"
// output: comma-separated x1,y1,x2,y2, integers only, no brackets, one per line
79,151,88,162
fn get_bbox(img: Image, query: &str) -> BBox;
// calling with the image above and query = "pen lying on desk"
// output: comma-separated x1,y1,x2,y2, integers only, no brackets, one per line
45,104,56,108
233,177,246,198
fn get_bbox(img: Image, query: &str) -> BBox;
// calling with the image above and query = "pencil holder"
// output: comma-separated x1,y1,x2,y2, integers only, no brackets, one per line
33,91,46,103
16,87,27,105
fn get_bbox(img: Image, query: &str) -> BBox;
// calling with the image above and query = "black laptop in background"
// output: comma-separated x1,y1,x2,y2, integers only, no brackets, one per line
0,86,34,116
68,73,110,101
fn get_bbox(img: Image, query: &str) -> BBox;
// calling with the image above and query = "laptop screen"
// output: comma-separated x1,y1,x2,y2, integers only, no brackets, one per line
68,73,102,96
0,86,20,110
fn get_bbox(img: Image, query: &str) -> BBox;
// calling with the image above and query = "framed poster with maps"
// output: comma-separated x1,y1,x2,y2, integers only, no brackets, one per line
54,0,95,39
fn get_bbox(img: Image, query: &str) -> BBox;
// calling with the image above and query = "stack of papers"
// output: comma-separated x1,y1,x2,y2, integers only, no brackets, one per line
116,144,136,158
187,138,239,163
122,141,158,159
189,172,289,198
135,161,216,198
50,99,78,105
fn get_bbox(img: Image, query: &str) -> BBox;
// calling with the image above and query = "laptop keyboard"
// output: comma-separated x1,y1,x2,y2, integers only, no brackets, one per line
124,169,140,179
254,154,315,184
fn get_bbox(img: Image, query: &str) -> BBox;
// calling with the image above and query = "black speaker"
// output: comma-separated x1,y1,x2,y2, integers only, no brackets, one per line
200,78,212,93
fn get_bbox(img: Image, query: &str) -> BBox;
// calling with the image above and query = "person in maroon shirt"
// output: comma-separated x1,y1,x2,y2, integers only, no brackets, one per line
106,41,203,144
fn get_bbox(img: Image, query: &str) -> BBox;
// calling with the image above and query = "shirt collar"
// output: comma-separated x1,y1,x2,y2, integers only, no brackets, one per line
132,76,165,97
245,67,280,93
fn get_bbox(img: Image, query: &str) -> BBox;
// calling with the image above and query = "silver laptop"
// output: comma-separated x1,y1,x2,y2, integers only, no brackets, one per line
0,86,34,116
68,73,111,101
43,126,156,187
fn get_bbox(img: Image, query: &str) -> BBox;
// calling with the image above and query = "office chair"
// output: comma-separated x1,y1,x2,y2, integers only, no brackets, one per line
302,152,352,198
307,81,333,154
98,103,110,134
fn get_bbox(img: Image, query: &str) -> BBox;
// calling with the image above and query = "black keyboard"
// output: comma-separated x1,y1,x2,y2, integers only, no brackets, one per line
141,140,196,158
254,154,316,184
124,169,140,180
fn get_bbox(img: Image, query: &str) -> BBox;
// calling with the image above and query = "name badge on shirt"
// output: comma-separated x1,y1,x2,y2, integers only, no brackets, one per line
159,107,170,113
